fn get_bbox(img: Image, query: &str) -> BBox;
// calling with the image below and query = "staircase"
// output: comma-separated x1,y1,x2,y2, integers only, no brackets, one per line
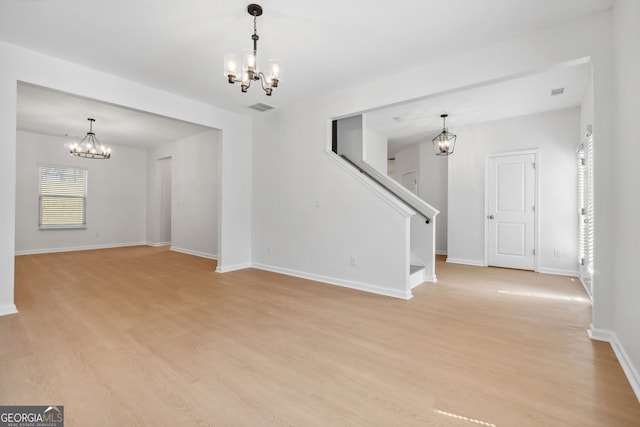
336,154,438,293
333,114,439,297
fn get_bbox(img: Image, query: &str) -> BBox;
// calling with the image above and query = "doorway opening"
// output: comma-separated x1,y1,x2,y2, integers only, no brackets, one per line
159,157,172,245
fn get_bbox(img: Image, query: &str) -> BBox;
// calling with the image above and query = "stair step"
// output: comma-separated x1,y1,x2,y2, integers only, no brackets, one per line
410,264,425,275
409,264,425,289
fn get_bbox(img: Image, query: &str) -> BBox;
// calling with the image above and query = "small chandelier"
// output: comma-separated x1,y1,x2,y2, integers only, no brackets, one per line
432,114,456,156
69,118,111,159
224,4,282,96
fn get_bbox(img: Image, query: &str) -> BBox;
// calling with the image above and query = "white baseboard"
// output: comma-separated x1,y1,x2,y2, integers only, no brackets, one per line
589,328,640,403
0,304,18,317
215,262,252,273
15,242,147,256
424,274,437,283
435,250,448,255
170,246,217,260
147,241,170,247
538,267,579,277
252,262,412,300
446,258,486,267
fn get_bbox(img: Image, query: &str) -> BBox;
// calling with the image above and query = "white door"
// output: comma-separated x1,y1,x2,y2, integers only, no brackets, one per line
487,153,536,270
402,171,418,195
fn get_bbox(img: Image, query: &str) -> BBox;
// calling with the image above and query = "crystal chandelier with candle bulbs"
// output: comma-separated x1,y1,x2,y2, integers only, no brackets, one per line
224,4,282,96
69,118,111,159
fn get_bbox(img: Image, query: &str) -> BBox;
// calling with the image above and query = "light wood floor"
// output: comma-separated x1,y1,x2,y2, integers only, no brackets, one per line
3,246,639,426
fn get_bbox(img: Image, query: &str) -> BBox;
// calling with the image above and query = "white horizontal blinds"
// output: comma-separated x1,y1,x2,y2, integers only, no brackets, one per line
578,148,586,264
39,165,87,228
585,136,594,273
577,136,594,279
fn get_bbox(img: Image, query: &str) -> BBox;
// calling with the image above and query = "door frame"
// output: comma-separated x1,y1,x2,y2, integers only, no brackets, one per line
484,149,540,271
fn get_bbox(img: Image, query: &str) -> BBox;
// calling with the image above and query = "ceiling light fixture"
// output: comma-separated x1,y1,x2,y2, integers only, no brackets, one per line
69,118,111,159
224,4,282,96
432,114,456,156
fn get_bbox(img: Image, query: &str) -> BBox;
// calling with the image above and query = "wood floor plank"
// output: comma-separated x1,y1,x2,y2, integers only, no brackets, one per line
1,246,639,426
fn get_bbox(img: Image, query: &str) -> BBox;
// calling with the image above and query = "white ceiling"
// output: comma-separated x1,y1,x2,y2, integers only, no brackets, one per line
367,61,592,156
0,1,610,150
16,83,214,149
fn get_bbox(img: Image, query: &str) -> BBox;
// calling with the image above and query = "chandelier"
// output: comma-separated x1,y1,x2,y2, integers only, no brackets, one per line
432,114,456,156
224,4,282,96
69,118,111,159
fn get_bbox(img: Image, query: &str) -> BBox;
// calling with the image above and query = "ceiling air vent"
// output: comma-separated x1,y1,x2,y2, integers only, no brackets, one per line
248,102,276,112
551,88,565,96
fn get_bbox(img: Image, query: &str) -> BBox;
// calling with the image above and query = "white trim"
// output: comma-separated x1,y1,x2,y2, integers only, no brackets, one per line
15,242,147,256
0,304,18,317
589,328,640,403
446,258,486,267
436,250,448,255
170,246,217,260
252,262,413,300
215,262,252,273
423,274,437,283
537,267,579,277
147,241,170,247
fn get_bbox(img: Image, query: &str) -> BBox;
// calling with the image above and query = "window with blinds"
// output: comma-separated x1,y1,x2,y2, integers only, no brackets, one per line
39,164,88,229
577,135,594,293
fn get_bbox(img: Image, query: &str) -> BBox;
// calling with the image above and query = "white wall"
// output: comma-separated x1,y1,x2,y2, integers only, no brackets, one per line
362,115,388,174
418,143,448,254
394,143,419,185
448,108,580,274
610,0,640,398
0,40,252,315
335,115,363,163
394,142,449,254
251,12,614,301
147,130,220,259
15,131,147,253
253,107,412,299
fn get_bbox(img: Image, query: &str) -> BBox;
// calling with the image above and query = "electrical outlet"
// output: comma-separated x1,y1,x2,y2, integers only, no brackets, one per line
267,245,272,255
554,249,561,257
350,256,357,266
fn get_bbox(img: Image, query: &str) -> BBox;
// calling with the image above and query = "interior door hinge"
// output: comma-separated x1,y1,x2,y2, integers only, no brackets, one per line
532,162,536,169
532,249,536,255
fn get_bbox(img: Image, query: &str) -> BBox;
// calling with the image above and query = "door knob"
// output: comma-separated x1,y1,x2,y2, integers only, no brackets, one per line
487,215,494,219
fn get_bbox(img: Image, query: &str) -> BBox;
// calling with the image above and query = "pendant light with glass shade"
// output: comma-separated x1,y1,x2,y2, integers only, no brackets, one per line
224,4,282,96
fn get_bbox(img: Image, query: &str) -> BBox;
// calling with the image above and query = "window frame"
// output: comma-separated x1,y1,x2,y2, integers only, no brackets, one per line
38,163,88,230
